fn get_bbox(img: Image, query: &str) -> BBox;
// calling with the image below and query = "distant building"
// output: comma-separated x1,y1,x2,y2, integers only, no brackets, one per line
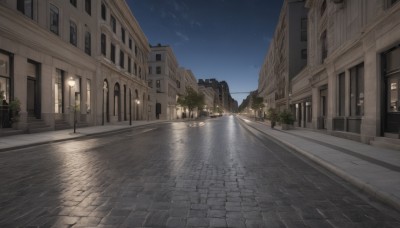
198,78,237,113
148,44,179,120
258,0,308,112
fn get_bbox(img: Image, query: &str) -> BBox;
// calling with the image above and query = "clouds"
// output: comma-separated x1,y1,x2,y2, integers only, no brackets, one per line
175,31,189,41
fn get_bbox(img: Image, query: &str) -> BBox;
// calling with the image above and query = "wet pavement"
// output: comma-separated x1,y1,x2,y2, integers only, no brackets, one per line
0,116,399,227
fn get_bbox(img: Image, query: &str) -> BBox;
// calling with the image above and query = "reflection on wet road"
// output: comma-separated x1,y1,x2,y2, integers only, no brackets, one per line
0,117,399,227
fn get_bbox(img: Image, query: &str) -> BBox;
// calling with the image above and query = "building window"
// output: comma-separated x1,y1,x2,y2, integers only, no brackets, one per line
388,0,400,8
70,0,77,7
17,0,33,19
338,72,345,116
156,54,161,61
321,30,327,61
119,51,124,68
87,79,91,113
121,28,125,43
135,45,138,56
70,21,77,46
114,83,120,116
301,18,307,42
156,66,161,74
111,43,116,63
148,66,152,74
111,15,116,33
129,38,132,50
49,4,59,35
85,0,91,15
128,57,132,73
134,63,137,75
139,67,142,79
350,63,364,116
148,80,153,88
101,33,106,56
301,49,307,60
0,53,11,104
85,31,91,55
101,3,106,20
55,69,64,113
156,80,161,88
177,80,181,88
320,0,327,17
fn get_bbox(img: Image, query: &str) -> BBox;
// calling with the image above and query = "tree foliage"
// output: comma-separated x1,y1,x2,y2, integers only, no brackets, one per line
177,87,205,114
251,95,264,110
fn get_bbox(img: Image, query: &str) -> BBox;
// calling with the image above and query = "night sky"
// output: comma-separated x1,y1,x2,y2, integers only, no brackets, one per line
127,0,283,104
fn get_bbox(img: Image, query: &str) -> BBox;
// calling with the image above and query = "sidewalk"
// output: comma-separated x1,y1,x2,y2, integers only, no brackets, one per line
0,120,168,152
238,116,400,212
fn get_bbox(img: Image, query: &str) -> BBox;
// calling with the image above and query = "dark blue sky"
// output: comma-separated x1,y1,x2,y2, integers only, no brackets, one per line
127,0,283,104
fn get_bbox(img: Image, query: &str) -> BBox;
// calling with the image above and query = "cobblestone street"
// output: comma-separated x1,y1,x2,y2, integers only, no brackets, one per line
0,117,399,227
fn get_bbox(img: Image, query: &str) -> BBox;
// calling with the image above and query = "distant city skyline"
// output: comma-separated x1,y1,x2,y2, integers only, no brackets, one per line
128,0,283,104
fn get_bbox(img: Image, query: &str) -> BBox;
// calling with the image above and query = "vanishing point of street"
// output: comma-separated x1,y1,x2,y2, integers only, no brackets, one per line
0,116,399,228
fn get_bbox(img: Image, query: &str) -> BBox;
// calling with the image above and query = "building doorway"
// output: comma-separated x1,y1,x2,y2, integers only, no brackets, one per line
26,60,40,119
319,86,328,129
383,46,400,134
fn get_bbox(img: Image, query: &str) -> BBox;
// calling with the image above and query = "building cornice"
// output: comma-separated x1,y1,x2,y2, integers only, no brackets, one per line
0,5,97,71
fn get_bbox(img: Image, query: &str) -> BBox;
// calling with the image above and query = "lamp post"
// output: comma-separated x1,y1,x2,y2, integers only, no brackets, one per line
68,77,76,133
135,99,140,120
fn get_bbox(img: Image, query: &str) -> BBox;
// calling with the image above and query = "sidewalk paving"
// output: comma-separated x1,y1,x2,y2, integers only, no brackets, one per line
238,116,400,212
0,120,168,152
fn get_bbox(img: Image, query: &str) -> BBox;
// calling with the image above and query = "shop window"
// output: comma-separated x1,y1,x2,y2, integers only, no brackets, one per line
86,79,91,113
338,72,345,116
54,69,64,113
0,53,10,104
350,63,364,116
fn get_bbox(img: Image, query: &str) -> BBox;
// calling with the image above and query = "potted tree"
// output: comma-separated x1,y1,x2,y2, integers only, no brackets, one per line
279,109,294,130
266,108,278,129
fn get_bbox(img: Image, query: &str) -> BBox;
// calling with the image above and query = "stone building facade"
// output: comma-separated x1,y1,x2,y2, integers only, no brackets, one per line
148,45,180,120
0,0,150,133
260,0,400,145
258,0,308,115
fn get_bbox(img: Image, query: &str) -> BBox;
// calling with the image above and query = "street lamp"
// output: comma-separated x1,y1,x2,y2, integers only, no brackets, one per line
68,77,76,133
135,99,140,120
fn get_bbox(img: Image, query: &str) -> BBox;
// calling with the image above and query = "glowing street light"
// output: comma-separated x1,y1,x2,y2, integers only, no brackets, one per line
68,77,77,133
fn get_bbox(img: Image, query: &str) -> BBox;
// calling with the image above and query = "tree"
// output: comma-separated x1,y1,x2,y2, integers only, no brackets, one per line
177,87,204,119
251,95,264,119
